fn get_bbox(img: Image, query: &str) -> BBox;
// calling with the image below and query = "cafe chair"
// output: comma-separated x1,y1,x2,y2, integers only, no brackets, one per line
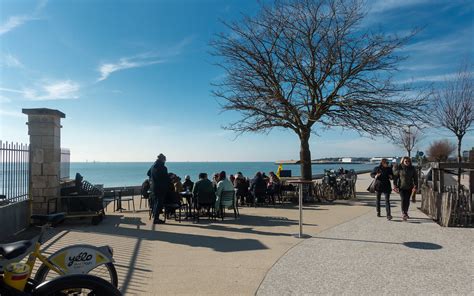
163,192,183,223
219,190,239,221
139,191,149,209
195,191,215,222
120,188,136,212
102,190,117,212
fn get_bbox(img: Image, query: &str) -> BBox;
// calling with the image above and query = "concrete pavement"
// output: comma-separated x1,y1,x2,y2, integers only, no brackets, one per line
257,175,474,295
33,177,373,295
10,172,472,295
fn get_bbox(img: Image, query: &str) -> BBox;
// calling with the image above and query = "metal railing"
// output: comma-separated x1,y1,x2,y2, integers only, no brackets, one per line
60,148,70,180
0,141,30,204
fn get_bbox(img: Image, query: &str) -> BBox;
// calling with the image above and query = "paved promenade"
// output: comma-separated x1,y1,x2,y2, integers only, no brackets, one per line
257,202,473,295
258,174,474,295
9,173,473,295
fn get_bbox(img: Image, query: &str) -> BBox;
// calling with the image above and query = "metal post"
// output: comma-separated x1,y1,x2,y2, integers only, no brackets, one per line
290,180,310,239
299,184,303,237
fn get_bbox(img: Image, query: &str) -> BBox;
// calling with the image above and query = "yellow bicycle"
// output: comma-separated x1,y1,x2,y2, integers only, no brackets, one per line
0,213,118,288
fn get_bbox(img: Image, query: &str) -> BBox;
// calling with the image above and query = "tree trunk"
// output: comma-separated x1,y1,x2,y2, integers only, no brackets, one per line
457,136,462,188
407,149,411,158
299,133,312,181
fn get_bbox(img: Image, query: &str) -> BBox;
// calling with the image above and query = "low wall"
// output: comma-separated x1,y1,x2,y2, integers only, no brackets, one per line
0,200,30,242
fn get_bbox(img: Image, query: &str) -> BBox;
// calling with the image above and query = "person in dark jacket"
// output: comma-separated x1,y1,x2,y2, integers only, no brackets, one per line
234,172,249,206
147,153,171,224
370,159,393,220
393,157,418,221
182,175,194,192
250,172,267,205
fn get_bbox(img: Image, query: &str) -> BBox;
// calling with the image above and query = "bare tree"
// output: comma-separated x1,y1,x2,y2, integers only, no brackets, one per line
433,61,473,186
427,139,455,162
392,125,424,158
434,62,473,163
211,0,427,180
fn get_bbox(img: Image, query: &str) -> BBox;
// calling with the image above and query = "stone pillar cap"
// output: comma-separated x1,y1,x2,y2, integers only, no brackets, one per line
22,108,66,118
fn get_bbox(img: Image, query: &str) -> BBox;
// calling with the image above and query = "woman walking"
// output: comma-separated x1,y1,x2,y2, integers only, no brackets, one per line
370,158,393,220
393,157,418,221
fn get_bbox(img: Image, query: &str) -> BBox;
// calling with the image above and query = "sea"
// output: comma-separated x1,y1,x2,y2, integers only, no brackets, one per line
69,162,375,187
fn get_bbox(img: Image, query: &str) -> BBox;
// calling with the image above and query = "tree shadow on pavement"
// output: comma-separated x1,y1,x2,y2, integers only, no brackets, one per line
71,215,269,253
219,213,317,227
165,221,296,237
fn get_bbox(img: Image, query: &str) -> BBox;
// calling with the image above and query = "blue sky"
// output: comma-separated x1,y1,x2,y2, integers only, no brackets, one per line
0,0,473,162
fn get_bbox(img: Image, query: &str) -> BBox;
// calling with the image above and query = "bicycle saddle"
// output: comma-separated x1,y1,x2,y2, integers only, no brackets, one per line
30,213,65,225
0,240,32,259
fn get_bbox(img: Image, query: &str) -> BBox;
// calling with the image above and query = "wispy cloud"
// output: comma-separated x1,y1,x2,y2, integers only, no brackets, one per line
369,0,432,13
0,109,23,118
0,53,24,68
0,80,80,101
0,15,34,36
97,56,164,82
0,0,47,36
0,87,24,94
24,80,80,100
396,71,473,84
97,36,195,82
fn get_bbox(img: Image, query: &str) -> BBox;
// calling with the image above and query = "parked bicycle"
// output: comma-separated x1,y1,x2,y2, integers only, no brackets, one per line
316,169,356,201
0,213,118,289
0,272,121,295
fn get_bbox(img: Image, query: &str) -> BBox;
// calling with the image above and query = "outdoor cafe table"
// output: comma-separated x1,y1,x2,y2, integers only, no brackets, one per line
179,191,193,219
286,179,313,238
109,189,124,212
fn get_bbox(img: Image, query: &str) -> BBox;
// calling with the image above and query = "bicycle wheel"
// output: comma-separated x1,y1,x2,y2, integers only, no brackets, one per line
33,274,121,296
323,185,336,202
35,262,118,288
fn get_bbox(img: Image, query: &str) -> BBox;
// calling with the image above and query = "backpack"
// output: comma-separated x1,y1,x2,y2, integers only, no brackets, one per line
141,179,151,198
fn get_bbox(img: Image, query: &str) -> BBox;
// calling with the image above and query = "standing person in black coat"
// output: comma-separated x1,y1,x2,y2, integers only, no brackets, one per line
147,153,171,224
370,158,394,220
393,157,418,221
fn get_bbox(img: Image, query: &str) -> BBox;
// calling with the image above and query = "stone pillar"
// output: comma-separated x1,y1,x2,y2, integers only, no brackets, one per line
22,108,65,214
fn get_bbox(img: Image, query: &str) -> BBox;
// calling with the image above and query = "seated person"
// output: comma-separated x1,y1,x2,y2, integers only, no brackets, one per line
234,172,249,206
212,173,219,191
267,171,281,204
171,174,184,193
192,173,215,209
215,171,234,212
164,177,182,217
250,172,267,204
182,175,194,192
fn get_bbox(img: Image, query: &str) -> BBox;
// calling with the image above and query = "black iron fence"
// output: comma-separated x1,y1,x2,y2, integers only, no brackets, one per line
60,148,70,180
0,141,30,204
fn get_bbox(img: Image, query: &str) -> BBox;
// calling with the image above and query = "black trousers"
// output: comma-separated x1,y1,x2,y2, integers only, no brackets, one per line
400,189,411,214
376,191,391,216
152,193,165,219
